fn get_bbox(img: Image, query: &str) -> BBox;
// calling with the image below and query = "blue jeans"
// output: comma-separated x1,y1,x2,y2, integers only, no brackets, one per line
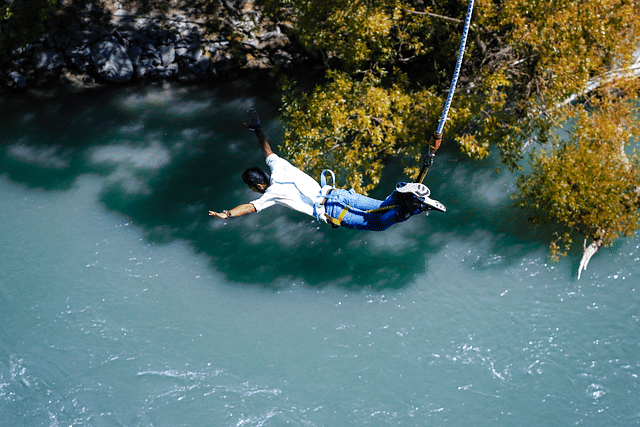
324,188,421,231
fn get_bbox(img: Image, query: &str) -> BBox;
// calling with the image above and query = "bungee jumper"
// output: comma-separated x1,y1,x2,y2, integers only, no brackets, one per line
210,0,476,231
208,109,445,231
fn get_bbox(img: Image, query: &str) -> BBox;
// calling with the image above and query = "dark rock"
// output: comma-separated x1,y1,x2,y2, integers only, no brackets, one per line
70,56,90,72
128,45,143,65
259,27,282,41
91,38,134,82
149,63,178,78
204,44,218,55
188,57,212,75
65,43,90,58
9,71,27,88
10,47,26,57
176,44,202,62
145,43,159,59
42,34,57,49
34,50,66,70
160,44,176,67
197,57,211,73
272,50,293,68
245,55,271,69
54,33,71,49
261,33,289,51
10,57,28,70
74,30,98,45
136,58,154,78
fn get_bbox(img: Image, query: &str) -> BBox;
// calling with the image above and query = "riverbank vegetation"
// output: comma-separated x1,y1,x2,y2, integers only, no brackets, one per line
263,0,640,267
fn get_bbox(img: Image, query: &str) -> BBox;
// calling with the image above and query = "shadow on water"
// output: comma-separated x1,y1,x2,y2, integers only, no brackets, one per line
0,79,556,290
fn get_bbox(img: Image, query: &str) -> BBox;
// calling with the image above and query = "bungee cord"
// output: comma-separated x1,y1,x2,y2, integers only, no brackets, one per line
416,0,476,184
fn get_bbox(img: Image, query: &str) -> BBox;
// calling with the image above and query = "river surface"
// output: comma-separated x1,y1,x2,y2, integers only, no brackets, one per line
1,82,638,426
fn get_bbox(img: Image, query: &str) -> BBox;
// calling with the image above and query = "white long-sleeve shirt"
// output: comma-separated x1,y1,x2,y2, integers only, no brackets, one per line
250,153,324,218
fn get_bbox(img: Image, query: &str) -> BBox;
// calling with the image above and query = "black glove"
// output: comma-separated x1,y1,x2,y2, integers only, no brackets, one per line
245,108,261,131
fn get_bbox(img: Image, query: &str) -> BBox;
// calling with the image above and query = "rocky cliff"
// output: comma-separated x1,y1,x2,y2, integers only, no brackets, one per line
2,0,305,90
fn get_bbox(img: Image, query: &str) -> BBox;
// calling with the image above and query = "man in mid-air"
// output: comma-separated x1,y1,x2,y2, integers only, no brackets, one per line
209,109,445,231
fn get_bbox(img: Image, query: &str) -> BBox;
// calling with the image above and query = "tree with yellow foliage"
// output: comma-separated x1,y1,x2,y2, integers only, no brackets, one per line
0,0,56,55
264,0,640,273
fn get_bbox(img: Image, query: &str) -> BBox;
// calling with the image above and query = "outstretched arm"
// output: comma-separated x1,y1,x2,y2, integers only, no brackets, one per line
253,128,273,159
245,108,273,159
209,203,256,219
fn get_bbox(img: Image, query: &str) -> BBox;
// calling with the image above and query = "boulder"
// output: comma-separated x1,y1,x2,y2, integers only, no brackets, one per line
272,50,293,68
136,58,154,78
9,71,27,88
176,44,202,62
160,44,176,67
245,54,271,69
197,57,211,73
149,63,178,78
128,45,143,70
73,30,98,45
91,38,134,82
34,50,66,70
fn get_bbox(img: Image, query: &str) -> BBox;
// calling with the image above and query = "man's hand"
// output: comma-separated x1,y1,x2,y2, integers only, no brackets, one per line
209,210,230,219
244,108,273,158
244,108,261,131
208,204,256,219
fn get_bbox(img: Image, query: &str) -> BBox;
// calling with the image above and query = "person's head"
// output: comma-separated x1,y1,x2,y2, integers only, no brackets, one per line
242,166,270,193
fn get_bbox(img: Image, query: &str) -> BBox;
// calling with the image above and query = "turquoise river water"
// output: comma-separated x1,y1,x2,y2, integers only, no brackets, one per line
1,81,639,426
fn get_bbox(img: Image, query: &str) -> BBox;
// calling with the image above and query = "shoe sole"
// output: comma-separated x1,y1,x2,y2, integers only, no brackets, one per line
397,182,430,198
422,196,446,213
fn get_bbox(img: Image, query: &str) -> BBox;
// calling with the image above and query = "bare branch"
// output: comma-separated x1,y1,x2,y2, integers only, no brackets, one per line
404,9,464,24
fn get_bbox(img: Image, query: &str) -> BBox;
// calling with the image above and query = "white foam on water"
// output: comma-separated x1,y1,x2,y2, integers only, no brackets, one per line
7,141,71,170
90,140,171,169
119,86,178,109
168,99,215,116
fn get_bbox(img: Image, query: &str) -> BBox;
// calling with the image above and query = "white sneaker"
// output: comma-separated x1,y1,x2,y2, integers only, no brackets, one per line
398,182,446,213
396,182,430,198
421,196,446,213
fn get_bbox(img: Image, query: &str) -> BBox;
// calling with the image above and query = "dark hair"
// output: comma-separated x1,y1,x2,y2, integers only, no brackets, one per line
242,167,270,188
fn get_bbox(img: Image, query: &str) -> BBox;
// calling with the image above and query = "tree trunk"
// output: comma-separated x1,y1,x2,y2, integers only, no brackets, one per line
578,237,603,280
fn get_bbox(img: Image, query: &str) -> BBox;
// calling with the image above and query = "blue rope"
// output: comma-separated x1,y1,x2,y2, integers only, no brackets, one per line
436,0,475,136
